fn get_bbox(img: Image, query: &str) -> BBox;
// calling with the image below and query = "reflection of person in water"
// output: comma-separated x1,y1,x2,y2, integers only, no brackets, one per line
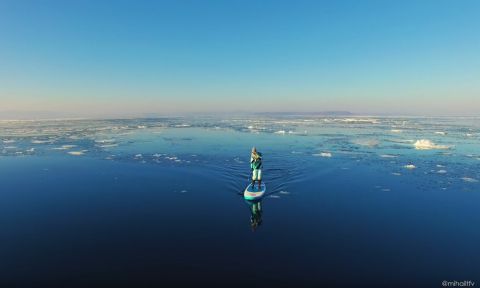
246,200,263,231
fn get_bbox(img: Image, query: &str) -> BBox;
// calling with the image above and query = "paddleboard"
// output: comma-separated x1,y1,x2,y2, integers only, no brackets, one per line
244,183,266,200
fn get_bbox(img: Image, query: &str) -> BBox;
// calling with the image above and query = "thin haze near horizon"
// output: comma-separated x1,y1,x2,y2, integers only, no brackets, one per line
1,0,479,118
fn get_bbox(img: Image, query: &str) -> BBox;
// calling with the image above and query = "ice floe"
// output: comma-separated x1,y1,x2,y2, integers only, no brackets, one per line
313,152,332,157
461,177,478,183
339,118,379,124
380,154,397,158
413,139,450,150
95,139,115,143
52,144,77,150
32,140,50,144
99,144,118,148
404,164,416,169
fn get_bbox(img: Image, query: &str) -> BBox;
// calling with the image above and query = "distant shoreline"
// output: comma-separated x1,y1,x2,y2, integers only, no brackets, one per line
1,113,479,122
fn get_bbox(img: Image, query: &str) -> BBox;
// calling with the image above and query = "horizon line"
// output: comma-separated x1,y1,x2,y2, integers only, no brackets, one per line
1,111,479,121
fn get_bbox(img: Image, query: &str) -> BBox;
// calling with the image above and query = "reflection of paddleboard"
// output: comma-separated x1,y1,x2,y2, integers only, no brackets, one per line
244,183,266,200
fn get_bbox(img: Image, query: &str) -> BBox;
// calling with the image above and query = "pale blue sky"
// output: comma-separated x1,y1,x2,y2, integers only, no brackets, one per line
1,0,479,117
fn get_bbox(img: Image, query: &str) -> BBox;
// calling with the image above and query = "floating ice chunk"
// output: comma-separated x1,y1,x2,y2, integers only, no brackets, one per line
313,152,332,157
340,118,379,124
247,126,254,129
436,164,445,168
3,139,15,143
437,170,447,174
135,154,142,158
404,164,416,169
274,130,286,134
26,148,35,153
137,125,146,129
434,131,446,135
380,154,397,158
279,191,290,195
391,129,402,133
68,151,84,156
153,153,163,157
95,139,115,143
53,144,77,150
4,146,17,149
461,177,478,183
99,144,118,148
32,140,49,144
466,133,474,137
392,172,402,176
413,139,449,150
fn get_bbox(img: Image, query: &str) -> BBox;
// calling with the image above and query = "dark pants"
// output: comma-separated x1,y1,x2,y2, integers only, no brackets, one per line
251,179,261,189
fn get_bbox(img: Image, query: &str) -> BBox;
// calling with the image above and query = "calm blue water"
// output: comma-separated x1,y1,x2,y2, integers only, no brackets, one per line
1,116,479,287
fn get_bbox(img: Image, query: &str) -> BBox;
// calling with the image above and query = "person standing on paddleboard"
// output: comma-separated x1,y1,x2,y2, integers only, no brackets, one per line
250,147,263,190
